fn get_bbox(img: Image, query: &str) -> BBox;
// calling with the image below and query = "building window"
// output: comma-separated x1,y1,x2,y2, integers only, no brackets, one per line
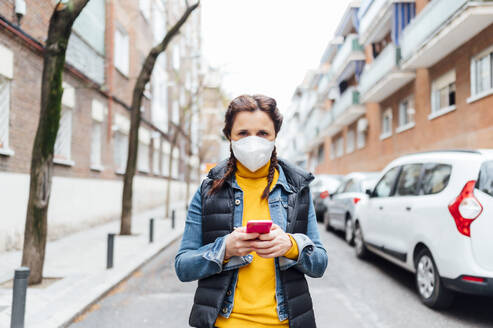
172,148,179,178
172,99,180,124
153,147,160,175
317,144,324,164
162,146,170,177
54,108,73,164
138,129,151,173
431,70,456,117
472,49,493,95
90,100,105,171
0,43,13,156
397,95,415,133
113,131,128,174
139,0,151,21
113,114,129,174
54,82,75,166
346,129,355,154
332,136,344,158
380,108,392,140
152,1,166,43
356,118,367,150
115,26,129,76
0,76,12,155
173,45,180,71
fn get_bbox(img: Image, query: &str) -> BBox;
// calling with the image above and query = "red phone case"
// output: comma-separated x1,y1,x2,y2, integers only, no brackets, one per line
246,220,272,234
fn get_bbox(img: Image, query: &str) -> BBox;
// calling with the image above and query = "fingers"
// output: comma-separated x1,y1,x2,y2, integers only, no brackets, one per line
270,223,281,230
238,232,260,240
257,232,276,241
251,240,273,249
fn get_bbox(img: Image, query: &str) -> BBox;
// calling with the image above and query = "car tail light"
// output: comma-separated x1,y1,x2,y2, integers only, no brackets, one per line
461,276,485,283
448,180,483,237
320,190,329,199
353,198,361,204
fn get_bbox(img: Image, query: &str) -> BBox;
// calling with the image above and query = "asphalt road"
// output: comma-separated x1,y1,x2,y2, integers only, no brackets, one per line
69,224,493,327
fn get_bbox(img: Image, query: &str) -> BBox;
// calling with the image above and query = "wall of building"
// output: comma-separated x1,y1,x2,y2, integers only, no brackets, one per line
316,23,493,175
0,1,202,252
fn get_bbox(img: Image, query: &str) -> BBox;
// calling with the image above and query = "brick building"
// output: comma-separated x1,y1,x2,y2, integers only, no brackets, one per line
281,0,493,176
0,0,202,252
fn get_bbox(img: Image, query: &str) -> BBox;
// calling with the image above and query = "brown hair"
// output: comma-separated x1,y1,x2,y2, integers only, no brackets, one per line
207,94,283,199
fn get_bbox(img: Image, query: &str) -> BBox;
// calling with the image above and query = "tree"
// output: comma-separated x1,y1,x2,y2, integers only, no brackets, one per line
21,0,90,285
120,0,200,235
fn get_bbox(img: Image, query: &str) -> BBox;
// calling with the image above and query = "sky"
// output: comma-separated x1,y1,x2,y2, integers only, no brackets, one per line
201,0,351,114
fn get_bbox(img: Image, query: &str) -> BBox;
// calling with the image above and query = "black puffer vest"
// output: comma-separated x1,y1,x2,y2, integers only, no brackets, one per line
189,158,316,328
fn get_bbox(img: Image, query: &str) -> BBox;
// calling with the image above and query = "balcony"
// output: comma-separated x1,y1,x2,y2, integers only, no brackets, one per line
401,0,493,69
320,87,365,137
359,0,396,45
359,43,415,102
330,34,365,82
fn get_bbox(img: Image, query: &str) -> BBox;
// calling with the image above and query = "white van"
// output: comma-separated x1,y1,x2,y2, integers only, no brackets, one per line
354,150,493,309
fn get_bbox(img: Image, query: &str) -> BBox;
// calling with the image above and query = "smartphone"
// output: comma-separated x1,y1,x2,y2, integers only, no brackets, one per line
246,220,272,234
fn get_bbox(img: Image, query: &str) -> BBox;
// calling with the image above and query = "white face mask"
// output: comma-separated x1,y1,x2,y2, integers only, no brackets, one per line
231,136,275,172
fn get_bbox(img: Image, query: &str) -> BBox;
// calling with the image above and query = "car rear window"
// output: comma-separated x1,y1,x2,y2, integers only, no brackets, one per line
476,161,493,197
421,163,452,195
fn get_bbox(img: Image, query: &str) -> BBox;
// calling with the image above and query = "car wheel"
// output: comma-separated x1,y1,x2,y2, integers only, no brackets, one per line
345,217,354,246
415,248,454,309
324,212,333,232
354,222,368,259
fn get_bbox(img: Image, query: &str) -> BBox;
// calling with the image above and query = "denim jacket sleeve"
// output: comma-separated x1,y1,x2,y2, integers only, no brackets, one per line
278,188,328,278
174,185,229,282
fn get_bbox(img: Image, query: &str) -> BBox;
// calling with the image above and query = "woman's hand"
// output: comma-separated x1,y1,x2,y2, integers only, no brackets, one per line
251,223,293,258
224,227,259,260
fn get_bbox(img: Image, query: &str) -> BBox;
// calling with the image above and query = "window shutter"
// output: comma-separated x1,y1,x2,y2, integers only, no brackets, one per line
0,78,10,149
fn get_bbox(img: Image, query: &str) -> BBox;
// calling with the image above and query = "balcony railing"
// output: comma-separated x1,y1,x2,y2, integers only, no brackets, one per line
359,43,400,98
330,34,364,80
332,87,360,120
359,0,392,43
401,0,482,61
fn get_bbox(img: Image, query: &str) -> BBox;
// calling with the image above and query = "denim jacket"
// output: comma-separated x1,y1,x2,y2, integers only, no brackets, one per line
174,163,328,322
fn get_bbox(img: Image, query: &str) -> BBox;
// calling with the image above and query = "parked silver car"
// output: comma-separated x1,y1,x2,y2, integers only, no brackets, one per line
312,174,342,222
323,172,379,244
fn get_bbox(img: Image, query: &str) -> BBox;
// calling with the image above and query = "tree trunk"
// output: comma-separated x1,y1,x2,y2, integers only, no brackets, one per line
120,1,200,234
21,0,90,285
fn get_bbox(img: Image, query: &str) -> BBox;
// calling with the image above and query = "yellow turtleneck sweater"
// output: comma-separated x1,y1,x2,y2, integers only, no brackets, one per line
215,160,299,328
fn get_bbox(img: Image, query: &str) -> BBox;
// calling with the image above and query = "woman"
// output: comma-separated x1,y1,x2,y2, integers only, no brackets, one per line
175,94,328,328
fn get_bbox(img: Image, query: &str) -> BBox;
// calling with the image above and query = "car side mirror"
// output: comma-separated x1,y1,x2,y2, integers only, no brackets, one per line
365,189,373,197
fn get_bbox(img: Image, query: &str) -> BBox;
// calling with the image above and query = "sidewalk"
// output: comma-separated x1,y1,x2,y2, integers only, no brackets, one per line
0,203,188,328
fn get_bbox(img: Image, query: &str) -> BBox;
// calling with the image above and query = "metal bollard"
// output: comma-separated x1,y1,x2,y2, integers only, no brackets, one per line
171,209,175,229
10,266,29,328
107,233,115,269
149,218,154,243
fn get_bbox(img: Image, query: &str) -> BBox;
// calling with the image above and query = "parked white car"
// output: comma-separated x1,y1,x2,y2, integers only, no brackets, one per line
323,172,379,244
354,150,493,309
